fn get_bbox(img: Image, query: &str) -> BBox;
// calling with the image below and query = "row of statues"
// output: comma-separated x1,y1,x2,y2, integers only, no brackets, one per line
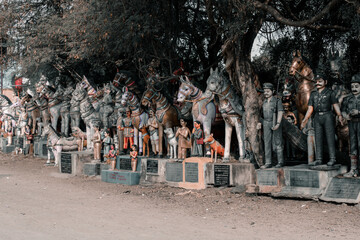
0,62,359,178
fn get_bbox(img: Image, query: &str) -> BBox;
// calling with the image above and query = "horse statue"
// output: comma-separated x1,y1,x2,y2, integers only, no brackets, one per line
177,76,216,155
20,91,41,134
205,68,246,162
0,94,17,120
121,87,149,155
98,83,114,129
72,83,101,149
42,124,79,166
112,71,143,97
141,85,179,158
288,50,315,125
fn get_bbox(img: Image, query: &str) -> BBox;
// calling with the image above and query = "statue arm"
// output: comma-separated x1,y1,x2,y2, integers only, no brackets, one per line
301,106,314,129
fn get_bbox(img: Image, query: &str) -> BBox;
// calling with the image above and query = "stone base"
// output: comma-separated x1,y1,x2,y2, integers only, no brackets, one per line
101,170,141,185
59,151,93,175
177,157,213,190
251,168,285,194
3,145,15,154
271,164,347,200
320,177,360,204
140,158,169,183
83,163,110,176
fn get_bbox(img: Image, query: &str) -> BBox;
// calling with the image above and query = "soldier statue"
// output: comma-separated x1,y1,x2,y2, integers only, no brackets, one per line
120,109,134,153
99,84,114,129
147,109,159,156
301,74,343,166
257,83,284,168
341,73,360,177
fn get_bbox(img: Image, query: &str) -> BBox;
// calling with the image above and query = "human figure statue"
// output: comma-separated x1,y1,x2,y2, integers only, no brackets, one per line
60,85,73,137
283,102,297,160
70,94,81,130
301,74,343,166
104,144,117,170
341,73,360,177
24,125,33,154
18,106,28,136
99,84,114,129
175,119,191,159
191,120,204,157
120,109,134,153
130,144,138,172
102,130,112,155
6,117,14,146
147,109,159,156
257,83,284,168
92,125,102,161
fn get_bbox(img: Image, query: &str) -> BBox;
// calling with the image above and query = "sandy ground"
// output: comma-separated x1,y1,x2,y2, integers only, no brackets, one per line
0,152,359,240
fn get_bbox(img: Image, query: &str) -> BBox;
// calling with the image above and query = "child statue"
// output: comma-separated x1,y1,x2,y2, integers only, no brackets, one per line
147,109,159,156
92,124,102,161
130,144,138,172
105,144,117,170
175,119,191,159
191,120,204,157
102,130,112,155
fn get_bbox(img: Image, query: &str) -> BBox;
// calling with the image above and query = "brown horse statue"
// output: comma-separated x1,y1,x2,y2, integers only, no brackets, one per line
289,50,315,126
141,86,179,158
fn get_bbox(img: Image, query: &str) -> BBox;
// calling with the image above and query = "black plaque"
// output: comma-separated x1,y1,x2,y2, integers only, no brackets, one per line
257,169,278,186
323,177,360,200
165,162,183,182
119,158,132,170
34,142,39,156
185,162,198,183
42,144,48,156
61,153,72,174
214,165,230,186
18,137,24,148
290,170,319,188
147,159,158,174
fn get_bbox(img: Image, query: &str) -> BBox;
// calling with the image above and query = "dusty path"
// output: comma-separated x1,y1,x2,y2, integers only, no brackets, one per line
0,152,359,240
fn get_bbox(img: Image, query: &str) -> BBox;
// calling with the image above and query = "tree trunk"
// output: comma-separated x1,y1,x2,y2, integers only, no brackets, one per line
222,37,263,165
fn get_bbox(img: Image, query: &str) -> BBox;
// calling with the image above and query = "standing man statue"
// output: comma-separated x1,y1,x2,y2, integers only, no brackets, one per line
257,83,284,168
341,73,360,177
301,74,343,166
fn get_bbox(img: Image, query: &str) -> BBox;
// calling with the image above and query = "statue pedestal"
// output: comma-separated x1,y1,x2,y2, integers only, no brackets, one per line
3,145,15,153
251,168,285,194
83,163,110,176
271,164,346,200
0,137,6,151
101,170,141,185
320,177,360,204
59,151,93,175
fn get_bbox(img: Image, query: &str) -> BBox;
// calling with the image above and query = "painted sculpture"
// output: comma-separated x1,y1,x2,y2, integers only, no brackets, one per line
191,120,204,157
175,119,191,159
130,144,138,172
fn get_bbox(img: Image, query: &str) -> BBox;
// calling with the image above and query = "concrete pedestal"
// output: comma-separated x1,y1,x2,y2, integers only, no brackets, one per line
59,151,93,175
101,170,141,185
320,177,360,204
252,168,285,194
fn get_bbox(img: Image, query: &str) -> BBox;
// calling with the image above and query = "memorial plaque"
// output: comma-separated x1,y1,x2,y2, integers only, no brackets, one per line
42,144,48,156
257,169,278,186
34,142,39,156
214,165,230,186
18,137,24,148
147,159,158,174
323,177,360,200
185,162,198,183
119,158,132,170
61,153,72,174
290,170,319,188
165,162,183,182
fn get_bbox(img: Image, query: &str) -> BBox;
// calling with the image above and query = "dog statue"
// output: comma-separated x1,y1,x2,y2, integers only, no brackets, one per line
164,128,177,159
204,134,224,162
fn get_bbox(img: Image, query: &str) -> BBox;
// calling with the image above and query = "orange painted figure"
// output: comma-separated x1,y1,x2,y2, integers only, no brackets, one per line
203,134,224,162
130,144,138,172
120,110,134,152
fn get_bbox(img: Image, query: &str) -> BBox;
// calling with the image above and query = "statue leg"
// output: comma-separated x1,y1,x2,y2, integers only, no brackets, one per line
158,125,164,158
64,112,70,137
138,130,143,154
203,120,212,156
234,118,246,162
223,121,233,162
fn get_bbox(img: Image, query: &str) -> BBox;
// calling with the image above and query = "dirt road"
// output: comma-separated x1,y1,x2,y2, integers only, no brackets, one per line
0,152,359,240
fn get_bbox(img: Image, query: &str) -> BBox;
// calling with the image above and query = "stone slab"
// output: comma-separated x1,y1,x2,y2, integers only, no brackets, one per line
101,170,141,185
165,162,183,182
83,163,101,176
254,168,285,194
320,177,360,204
116,155,142,172
3,145,15,154
59,151,93,175
60,152,72,174
140,158,170,184
178,157,213,190
214,164,230,187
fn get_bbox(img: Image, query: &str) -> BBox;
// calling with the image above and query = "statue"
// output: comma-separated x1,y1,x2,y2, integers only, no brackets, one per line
139,126,150,157
99,84,114,129
203,133,225,162
71,127,87,151
102,130,112,155
164,128,178,159
60,85,73,137
146,109,159,156
205,68,246,162
17,106,29,136
24,125,33,154
175,119,191,159
341,73,360,177
120,109,134,153
91,124,102,161
130,144,138,172
6,116,14,146
191,120,204,157
257,83,284,168
20,91,40,134
105,144,117,170
301,74,343,166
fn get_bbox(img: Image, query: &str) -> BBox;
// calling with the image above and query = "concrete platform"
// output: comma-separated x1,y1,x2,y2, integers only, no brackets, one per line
252,168,285,194
320,177,360,204
83,163,110,176
101,170,141,185
59,150,93,175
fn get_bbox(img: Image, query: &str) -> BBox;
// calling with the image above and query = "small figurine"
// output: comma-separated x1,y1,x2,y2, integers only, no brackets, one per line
257,83,284,168
175,119,191,159
139,126,150,157
191,120,203,157
92,124,102,161
105,144,117,170
130,144,138,172
203,133,224,162
301,74,343,166
164,128,177,159
102,130,112,155
120,109,134,153
147,109,159,156
341,73,360,177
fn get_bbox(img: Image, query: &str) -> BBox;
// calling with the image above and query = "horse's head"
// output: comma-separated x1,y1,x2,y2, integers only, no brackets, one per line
72,83,87,102
206,68,223,93
177,76,194,103
289,50,306,76
121,87,131,106
112,72,130,89
141,86,157,107
41,124,50,137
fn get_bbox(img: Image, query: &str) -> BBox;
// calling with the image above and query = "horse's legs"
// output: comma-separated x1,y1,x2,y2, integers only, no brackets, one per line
234,118,246,161
86,124,93,150
158,124,164,158
223,121,233,162
203,120,212,156
138,131,143,154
